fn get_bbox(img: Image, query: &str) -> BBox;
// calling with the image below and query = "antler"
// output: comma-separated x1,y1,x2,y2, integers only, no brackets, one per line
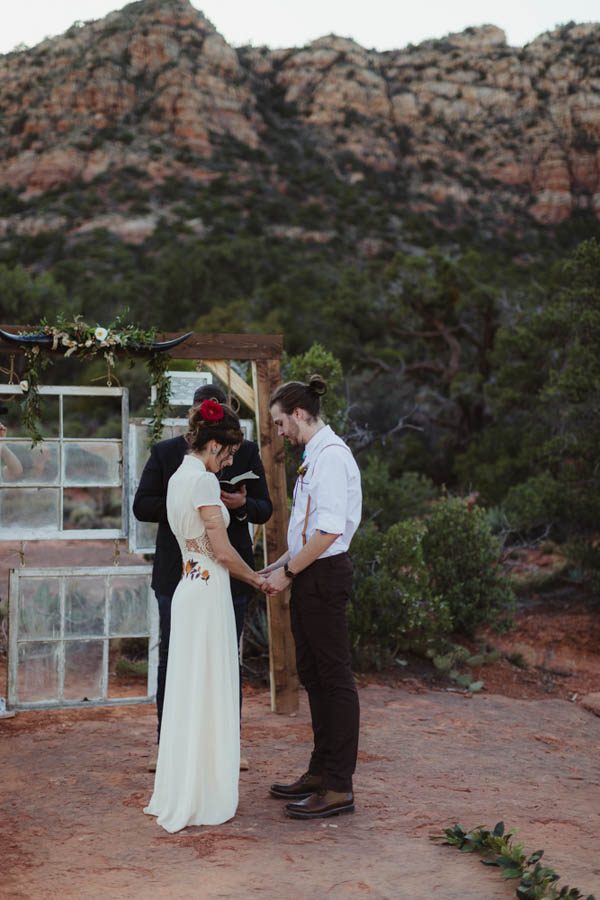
0,330,54,347
137,332,193,352
0,329,193,353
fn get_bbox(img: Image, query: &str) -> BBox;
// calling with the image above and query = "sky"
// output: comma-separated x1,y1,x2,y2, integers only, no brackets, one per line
1,0,599,56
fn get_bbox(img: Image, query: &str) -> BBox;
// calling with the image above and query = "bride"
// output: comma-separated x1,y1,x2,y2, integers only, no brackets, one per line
144,399,268,833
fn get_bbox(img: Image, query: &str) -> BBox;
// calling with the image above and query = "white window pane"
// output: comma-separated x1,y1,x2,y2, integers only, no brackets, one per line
18,578,61,639
64,442,121,486
109,576,149,635
17,641,60,702
109,637,149,698
134,520,158,552
63,395,122,439
64,640,104,701
63,487,122,531
0,488,59,533
0,441,60,485
65,577,105,636
0,396,59,439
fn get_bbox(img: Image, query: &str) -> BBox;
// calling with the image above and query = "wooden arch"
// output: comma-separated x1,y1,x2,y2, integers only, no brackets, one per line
0,328,298,714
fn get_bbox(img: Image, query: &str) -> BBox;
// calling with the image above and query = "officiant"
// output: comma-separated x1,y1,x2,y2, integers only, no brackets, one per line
133,383,273,769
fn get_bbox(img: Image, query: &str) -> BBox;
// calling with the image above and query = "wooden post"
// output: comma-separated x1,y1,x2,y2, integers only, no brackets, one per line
253,359,299,714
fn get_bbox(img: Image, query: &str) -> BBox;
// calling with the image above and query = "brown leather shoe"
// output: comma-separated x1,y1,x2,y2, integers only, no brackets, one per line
269,772,323,799
285,789,354,819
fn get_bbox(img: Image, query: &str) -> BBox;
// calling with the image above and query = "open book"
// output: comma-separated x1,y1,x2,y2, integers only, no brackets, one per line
219,470,260,493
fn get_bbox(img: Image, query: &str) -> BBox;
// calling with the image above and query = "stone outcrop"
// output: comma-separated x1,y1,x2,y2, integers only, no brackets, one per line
0,0,261,199
0,0,599,230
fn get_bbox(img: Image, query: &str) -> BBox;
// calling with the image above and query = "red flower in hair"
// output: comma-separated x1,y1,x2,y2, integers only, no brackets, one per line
199,399,224,422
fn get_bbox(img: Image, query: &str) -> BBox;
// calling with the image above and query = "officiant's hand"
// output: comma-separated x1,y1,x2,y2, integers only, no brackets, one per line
220,484,247,510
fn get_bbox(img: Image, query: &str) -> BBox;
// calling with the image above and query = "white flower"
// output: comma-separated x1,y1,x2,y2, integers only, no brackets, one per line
95,326,109,342
19,380,29,392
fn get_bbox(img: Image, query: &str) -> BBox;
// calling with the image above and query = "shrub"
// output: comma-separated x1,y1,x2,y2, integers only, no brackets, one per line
349,520,451,669
503,471,562,532
361,460,438,530
422,496,514,635
564,538,600,595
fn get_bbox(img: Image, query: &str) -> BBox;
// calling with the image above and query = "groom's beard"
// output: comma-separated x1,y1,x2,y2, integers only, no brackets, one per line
284,419,301,445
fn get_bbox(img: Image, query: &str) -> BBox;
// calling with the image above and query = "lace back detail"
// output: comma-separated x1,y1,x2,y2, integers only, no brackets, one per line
185,533,216,560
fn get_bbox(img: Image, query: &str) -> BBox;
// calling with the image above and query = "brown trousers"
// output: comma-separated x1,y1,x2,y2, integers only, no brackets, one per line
290,552,360,793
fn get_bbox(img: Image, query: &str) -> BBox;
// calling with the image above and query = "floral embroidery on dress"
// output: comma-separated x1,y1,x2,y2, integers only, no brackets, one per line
183,559,211,582
185,533,216,560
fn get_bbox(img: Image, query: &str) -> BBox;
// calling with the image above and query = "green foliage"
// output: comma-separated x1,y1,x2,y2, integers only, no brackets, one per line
361,459,438,529
564,538,600,594
431,642,496,691
0,263,66,322
282,342,347,432
422,496,515,635
349,494,514,668
349,520,451,670
503,473,563,532
433,822,595,899
462,239,600,540
19,312,171,445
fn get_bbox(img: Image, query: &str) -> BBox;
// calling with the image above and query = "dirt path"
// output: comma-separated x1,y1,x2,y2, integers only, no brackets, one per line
2,683,599,899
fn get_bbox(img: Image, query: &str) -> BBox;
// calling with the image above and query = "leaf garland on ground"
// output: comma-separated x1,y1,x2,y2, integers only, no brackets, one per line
432,822,596,899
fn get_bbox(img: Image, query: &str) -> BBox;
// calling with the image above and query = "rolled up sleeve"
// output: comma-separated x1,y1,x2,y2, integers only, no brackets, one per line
311,448,348,534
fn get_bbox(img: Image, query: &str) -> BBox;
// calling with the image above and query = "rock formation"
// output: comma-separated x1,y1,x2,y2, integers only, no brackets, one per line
0,0,599,238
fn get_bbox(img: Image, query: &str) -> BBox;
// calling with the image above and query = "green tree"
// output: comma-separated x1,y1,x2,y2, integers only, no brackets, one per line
459,239,600,534
0,263,66,323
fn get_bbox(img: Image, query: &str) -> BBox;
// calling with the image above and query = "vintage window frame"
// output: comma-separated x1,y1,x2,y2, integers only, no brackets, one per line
0,384,128,540
8,565,158,710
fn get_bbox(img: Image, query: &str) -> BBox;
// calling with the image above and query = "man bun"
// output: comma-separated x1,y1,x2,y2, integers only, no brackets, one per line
269,375,327,420
308,374,327,396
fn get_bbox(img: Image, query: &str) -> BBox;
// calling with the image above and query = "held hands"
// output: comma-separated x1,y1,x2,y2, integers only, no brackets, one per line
263,567,292,594
256,566,292,595
256,575,278,595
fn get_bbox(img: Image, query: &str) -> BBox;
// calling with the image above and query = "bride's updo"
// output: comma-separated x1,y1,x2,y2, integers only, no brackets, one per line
186,400,243,453
269,374,327,420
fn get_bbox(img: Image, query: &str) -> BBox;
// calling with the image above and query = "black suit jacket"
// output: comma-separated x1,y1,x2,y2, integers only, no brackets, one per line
132,436,272,598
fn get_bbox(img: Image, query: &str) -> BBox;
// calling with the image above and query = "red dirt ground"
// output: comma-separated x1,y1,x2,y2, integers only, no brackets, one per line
1,543,600,898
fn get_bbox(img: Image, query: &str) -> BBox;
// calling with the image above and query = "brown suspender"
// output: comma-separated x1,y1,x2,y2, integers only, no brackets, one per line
302,496,311,547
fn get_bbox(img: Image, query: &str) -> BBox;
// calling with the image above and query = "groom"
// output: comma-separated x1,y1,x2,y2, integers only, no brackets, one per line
262,376,362,819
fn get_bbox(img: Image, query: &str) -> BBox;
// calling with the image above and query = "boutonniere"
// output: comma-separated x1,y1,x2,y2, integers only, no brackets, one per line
297,462,308,477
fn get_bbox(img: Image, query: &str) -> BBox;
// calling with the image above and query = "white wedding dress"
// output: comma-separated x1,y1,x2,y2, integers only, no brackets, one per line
144,454,240,832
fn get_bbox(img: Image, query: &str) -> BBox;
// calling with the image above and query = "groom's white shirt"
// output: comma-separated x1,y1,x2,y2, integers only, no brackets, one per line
287,424,362,559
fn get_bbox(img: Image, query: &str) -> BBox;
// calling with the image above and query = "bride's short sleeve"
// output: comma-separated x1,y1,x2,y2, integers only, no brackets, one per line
191,472,221,510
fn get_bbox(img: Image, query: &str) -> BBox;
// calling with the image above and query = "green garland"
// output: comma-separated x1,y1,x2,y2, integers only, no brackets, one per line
19,312,172,445
432,822,595,899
